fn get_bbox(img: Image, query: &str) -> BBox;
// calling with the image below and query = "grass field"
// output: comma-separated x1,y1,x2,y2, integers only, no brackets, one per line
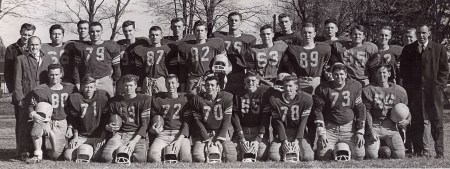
1,95,450,168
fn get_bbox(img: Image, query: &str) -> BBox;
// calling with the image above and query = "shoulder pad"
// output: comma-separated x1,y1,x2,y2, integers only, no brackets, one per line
240,34,257,43
207,38,224,48
274,41,288,50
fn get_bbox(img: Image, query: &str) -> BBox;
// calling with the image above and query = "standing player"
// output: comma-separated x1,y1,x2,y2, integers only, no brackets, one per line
101,74,151,163
41,24,68,64
376,26,402,83
189,75,236,162
133,26,171,96
267,75,314,162
77,20,90,42
212,12,256,95
363,63,409,159
402,28,417,46
73,22,121,96
232,71,272,161
147,74,192,162
273,13,302,46
246,25,288,85
313,63,366,160
178,20,226,94
64,75,110,162
25,64,76,163
329,25,381,86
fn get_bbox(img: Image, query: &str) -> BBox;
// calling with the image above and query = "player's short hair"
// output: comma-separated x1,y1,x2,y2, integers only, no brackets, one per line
28,36,41,44
89,22,103,29
405,28,416,34
245,70,261,80
48,63,64,74
171,18,185,25
81,75,96,86
331,63,347,73
194,20,207,29
77,20,89,28
278,13,291,20
205,74,220,84
381,26,392,32
228,11,242,20
49,24,65,35
122,74,139,84
374,62,392,72
351,24,366,35
149,26,162,33
324,19,337,26
166,74,178,82
20,23,36,33
282,75,298,84
302,22,316,31
260,24,273,32
122,20,135,29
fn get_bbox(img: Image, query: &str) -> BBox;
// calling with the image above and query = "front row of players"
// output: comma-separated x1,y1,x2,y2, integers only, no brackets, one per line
23,62,410,164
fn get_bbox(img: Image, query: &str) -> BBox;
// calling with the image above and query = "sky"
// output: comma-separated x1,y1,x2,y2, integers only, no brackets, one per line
0,0,276,46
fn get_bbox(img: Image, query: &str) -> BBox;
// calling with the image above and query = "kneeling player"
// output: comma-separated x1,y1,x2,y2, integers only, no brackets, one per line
26,64,76,163
147,74,192,163
101,75,151,164
363,63,409,159
189,75,237,163
232,71,272,162
268,75,314,162
313,63,366,160
64,76,110,162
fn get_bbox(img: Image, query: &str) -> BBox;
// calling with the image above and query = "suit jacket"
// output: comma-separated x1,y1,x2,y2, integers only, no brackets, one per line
400,40,449,120
13,52,52,104
4,39,26,93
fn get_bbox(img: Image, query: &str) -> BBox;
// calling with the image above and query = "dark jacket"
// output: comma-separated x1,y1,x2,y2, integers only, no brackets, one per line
5,39,27,93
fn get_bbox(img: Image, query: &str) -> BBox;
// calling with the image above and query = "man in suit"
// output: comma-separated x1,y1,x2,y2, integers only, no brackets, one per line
400,24,449,159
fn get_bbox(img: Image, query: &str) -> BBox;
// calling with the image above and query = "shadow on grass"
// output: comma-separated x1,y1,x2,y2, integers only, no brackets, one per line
0,149,16,162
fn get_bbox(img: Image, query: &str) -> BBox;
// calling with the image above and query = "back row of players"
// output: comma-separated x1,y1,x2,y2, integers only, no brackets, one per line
11,11,414,163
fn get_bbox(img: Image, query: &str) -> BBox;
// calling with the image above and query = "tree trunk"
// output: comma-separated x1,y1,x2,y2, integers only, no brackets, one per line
110,0,121,40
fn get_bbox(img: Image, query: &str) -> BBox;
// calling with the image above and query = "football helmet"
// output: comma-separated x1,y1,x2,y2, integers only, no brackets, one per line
205,141,223,163
163,144,178,164
334,142,351,161
35,102,53,122
378,146,391,159
76,144,94,163
242,141,258,162
115,146,132,166
390,103,410,122
212,53,232,75
283,142,300,162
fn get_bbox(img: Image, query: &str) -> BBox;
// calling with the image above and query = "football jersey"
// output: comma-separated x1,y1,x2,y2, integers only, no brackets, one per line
62,40,86,83
232,85,273,137
74,40,121,84
162,34,196,80
67,90,110,137
117,37,150,76
189,91,233,140
108,94,151,138
133,44,171,79
269,90,312,141
151,92,189,136
330,41,380,81
212,31,256,72
273,31,303,46
313,79,365,126
378,45,403,82
362,83,408,120
27,83,76,120
40,43,67,64
178,38,225,77
246,41,288,80
281,42,331,77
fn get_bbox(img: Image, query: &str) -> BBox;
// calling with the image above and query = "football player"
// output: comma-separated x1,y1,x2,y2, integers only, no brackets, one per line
64,75,110,162
363,63,409,159
77,20,90,42
313,63,366,160
73,22,121,96
61,20,90,84
328,25,381,86
133,26,171,96
376,26,402,84
232,71,272,161
189,75,237,162
323,19,339,43
41,24,68,64
147,74,192,162
402,28,417,46
178,20,226,94
25,64,77,163
212,11,256,95
246,25,288,85
101,74,151,163
273,13,302,46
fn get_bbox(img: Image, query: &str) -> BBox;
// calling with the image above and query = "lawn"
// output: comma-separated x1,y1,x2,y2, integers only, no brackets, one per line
0,95,449,168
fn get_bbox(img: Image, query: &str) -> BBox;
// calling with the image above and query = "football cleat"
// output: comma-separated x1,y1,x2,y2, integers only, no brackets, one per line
212,53,232,75
35,102,53,122
115,146,131,166
242,141,258,162
163,144,178,164
390,103,410,123
334,142,351,161
205,141,223,163
76,144,94,163
283,142,300,162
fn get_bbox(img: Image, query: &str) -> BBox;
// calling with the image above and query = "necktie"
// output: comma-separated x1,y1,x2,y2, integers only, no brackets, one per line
418,43,423,53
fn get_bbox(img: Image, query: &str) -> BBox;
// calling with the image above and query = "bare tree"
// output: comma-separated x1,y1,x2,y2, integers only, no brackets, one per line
102,0,132,40
0,0,33,21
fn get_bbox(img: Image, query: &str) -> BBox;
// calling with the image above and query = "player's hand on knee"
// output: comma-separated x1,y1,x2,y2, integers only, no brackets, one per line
125,140,137,154
239,138,249,152
368,132,379,142
282,140,290,153
65,127,74,139
356,134,365,148
171,139,183,154
30,111,46,123
397,120,409,129
69,137,79,149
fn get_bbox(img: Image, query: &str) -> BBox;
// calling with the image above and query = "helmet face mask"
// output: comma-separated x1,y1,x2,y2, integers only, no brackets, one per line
242,141,258,162
163,144,178,164
205,142,223,163
76,144,94,163
115,146,132,166
212,53,232,75
35,102,53,122
333,142,351,161
283,142,300,162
